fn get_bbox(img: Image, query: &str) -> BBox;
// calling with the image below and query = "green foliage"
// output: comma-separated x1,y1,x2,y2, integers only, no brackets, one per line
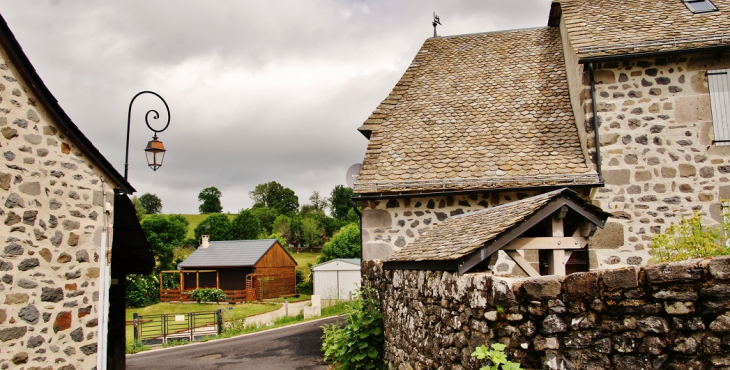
309,190,328,213
230,209,262,240
188,288,226,303
194,213,232,241
125,274,160,308
139,193,163,214
318,223,361,264
250,181,299,215
250,206,280,234
302,217,324,248
269,232,288,249
330,185,354,221
131,196,146,220
126,340,150,354
321,284,383,369
650,210,730,263
140,214,188,272
296,279,313,295
471,343,523,370
295,269,305,285
198,186,223,214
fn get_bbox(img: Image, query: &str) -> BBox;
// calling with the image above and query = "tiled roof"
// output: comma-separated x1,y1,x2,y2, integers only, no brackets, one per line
179,239,292,269
559,0,730,59
387,188,609,263
388,190,563,262
354,27,598,195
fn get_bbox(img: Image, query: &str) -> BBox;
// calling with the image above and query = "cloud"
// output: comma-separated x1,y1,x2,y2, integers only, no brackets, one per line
0,0,552,214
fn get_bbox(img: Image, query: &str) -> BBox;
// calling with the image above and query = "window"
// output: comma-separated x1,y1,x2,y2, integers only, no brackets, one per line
708,69,730,146
682,0,719,13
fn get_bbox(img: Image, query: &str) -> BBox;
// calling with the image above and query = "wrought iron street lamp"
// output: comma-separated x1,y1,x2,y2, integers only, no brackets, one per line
124,91,170,180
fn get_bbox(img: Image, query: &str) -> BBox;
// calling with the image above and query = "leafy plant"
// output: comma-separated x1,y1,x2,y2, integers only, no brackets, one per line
321,284,383,369
650,210,730,263
471,343,523,370
189,288,226,303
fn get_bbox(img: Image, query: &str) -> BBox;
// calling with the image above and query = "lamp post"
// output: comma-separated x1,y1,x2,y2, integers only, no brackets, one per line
124,91,170,180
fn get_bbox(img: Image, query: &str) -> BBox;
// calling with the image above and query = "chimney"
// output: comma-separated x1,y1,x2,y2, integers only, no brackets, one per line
201,235,210,249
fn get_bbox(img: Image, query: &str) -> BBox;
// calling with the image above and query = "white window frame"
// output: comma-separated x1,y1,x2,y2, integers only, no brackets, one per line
708,69,730,146
682,0,719,13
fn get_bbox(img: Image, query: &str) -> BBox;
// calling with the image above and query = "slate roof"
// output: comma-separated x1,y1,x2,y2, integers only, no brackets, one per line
387,188,609,263
354,27,598,195
557,0,730,59
178,239,295,269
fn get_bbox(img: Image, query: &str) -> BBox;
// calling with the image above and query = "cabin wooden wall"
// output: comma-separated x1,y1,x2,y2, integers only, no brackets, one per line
255,242,297,298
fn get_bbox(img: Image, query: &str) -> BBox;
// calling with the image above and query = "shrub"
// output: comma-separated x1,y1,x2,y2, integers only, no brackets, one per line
296,279,313,295
321,284,383,369
650,210,730,263
471,343,523,370
189,288,226,303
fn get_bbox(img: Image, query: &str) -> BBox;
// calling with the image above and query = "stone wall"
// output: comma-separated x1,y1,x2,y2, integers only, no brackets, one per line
584,53,730,270
364,257,730,369
0,46,117,368
361,191,545,262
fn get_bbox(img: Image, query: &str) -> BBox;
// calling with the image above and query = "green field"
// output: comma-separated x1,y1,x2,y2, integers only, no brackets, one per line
291,252,321,278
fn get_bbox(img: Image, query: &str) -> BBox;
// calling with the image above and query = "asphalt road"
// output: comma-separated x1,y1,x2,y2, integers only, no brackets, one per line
126,316,342,370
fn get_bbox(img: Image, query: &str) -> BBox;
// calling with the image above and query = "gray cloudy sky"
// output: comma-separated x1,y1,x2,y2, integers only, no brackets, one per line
0,0,551,214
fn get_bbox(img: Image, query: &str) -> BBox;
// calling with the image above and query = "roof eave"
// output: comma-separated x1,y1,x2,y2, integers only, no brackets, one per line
578,44,730,64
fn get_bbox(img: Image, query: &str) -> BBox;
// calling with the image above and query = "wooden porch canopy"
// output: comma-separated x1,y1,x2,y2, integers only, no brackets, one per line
383,188,611,275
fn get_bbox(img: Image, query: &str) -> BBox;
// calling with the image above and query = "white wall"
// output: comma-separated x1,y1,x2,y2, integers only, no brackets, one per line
313,269,361,300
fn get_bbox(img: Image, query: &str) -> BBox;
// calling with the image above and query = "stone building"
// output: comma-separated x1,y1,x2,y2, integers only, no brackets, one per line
353,0,730,273
0,14,154,370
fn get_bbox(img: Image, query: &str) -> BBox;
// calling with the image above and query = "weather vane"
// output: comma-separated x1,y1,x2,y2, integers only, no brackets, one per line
432,12,441,37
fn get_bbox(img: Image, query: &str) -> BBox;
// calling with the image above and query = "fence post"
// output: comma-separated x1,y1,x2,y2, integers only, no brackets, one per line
133,313,139,343
216,308,223,335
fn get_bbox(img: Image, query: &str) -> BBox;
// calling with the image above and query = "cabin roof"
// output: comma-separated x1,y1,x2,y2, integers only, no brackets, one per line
179,239,296,269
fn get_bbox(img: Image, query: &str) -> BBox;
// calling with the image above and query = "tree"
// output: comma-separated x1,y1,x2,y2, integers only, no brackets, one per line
194,213,232,241
130,196,146,220
317,223,361,264
250,181,299,215
139,193,163,214
330,185,354,221
309,191,328,213
250,206,280,234
140,214,188,272
301,217,323,249
230,209,262,240
650,210,730,263
198,186,223,214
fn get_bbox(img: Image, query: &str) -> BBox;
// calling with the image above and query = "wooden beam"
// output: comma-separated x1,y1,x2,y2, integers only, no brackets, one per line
505,251,540,277
502,237,587,250
549,250,566,276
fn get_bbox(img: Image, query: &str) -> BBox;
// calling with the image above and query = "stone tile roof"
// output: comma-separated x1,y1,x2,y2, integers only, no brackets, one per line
558,0,730,59
388,190,562,262
387,188,609,263
354,27,598,195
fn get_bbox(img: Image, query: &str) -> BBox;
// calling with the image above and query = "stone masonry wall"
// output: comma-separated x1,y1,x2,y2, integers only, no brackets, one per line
0,46,117,369
361,191,543,262
364,257,730,369
584,53,730,271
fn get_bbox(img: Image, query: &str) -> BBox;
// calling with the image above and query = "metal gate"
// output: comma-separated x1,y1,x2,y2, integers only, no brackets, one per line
133,309,223,345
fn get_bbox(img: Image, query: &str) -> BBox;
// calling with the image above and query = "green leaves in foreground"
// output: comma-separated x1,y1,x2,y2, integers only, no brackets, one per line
650,210,730,263
321,284,383,369
471,343,523,370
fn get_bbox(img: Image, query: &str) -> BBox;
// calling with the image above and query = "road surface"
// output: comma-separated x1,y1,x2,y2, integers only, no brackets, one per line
127,316,342,370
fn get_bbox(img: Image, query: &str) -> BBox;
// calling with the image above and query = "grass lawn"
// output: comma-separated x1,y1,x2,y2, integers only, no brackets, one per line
126,302,280,345
290,252,321,278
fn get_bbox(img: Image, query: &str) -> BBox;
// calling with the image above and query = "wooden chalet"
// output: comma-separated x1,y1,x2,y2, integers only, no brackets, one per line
162,237,297,303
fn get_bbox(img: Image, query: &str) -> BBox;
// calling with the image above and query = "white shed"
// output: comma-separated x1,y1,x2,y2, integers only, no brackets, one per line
312,258,361,300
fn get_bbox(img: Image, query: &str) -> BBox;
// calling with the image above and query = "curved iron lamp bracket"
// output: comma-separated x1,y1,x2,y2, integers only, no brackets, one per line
124,91,170,180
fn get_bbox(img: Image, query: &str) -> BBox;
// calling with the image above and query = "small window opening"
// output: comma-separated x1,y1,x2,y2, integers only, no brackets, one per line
682,0,719,13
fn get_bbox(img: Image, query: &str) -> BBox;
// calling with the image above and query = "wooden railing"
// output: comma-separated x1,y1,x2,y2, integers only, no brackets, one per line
159,289,252,303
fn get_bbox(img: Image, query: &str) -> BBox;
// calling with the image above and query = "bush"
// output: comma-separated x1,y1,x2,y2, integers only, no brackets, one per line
317,223,360,264
650,210,730,263
296,279,313,295
321,284,383,369
188,288,226,303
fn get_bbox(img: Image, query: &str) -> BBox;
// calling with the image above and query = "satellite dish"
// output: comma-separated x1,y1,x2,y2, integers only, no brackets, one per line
345,163,362,188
